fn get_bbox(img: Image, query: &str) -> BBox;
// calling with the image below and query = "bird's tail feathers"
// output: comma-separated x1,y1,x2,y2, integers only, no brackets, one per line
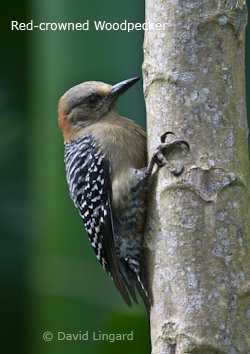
118,259,150,314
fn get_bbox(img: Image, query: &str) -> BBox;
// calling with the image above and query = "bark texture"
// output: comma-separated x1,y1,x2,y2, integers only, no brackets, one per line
143,1,250,353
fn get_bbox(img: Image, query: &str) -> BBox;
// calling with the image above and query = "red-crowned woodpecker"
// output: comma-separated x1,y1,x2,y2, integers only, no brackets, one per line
58,77,189,313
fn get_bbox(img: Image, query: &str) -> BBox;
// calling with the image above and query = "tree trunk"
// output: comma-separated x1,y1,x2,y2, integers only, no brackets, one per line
143,1,250,353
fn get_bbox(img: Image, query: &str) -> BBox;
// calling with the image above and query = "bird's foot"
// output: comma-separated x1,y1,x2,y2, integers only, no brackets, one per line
147,132,190,176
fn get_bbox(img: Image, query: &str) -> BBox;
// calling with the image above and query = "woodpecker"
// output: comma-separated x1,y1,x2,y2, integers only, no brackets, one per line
58,77,189,313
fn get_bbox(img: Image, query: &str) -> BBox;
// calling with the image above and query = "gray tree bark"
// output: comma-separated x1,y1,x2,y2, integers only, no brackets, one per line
143,1,250,353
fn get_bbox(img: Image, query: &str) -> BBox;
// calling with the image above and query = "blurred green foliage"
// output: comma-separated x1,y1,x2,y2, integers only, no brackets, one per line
0,1,249,354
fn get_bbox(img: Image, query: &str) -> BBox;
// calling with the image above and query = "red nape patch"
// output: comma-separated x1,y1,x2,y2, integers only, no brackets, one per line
58,97,70,141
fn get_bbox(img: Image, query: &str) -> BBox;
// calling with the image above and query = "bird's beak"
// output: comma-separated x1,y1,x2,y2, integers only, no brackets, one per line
107,77,140,104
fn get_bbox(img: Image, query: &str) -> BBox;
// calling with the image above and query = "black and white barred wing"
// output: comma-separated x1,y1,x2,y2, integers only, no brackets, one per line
65,136,132,307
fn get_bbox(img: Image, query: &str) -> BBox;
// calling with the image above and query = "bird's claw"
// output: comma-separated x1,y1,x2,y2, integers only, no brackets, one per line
148,132,189,176
161,131,190,150
160,131,175,143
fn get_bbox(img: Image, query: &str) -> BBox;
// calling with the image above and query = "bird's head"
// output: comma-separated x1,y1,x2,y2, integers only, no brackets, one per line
58,77,140,142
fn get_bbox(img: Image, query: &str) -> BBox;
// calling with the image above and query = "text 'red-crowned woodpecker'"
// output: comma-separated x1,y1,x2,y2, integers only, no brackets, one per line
58,77,189,313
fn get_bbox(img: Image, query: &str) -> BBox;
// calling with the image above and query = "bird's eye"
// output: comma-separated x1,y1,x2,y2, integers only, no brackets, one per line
88,95,100,105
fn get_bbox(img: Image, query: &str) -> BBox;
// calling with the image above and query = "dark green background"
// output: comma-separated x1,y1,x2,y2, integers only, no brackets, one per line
0,1,249,353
